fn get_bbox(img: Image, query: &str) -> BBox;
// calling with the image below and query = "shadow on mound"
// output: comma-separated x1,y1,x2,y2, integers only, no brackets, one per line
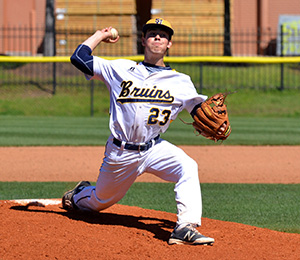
10,204,174,242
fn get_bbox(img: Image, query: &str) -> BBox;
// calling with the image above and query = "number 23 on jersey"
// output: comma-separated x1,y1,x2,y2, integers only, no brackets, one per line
148,107,171,126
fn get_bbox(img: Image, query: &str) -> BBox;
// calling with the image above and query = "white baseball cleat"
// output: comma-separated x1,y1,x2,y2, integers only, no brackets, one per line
168,224,215,245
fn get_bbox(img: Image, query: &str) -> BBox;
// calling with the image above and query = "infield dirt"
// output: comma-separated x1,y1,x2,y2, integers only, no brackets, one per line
1,146,300,259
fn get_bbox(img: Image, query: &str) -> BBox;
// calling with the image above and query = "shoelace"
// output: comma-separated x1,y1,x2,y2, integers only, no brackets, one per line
186,224,203,235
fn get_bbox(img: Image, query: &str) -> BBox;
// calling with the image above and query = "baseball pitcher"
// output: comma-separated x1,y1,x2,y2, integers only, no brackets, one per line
62,17,231,245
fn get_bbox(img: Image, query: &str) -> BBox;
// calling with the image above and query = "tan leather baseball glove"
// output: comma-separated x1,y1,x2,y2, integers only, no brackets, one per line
190,93,232,142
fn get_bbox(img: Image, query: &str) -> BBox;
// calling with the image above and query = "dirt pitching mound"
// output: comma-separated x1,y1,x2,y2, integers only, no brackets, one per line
1,201,299,260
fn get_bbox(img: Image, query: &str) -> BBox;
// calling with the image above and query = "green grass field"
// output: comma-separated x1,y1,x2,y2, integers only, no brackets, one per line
0,86,299,234
0,115,299,146
1,86,300,117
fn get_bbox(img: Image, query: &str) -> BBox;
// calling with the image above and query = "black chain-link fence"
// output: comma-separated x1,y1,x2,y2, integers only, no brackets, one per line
1,26,299,116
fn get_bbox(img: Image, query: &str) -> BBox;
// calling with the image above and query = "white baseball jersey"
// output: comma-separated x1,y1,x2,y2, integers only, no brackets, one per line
88,57,207,144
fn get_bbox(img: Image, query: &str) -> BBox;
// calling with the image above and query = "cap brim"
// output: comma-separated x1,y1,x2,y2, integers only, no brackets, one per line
142,24,174,36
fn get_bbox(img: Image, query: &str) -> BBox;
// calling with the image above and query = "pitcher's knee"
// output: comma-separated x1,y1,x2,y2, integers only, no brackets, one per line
75,188,120,212
175,157,199,182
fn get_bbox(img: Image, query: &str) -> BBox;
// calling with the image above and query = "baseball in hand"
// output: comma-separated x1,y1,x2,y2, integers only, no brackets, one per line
110,28,119,40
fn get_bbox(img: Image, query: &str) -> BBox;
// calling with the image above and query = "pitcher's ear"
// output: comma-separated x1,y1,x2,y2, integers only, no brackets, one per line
142,36,146,47
167,40,172,49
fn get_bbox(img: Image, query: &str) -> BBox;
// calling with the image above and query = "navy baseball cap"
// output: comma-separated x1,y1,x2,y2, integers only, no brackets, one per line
142,17,174,38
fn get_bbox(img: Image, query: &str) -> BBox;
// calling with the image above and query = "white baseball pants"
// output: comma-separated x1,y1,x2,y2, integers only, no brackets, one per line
74,135,202,226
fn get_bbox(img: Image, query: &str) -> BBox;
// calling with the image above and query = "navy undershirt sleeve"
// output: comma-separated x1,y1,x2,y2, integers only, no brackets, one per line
70,44,94,76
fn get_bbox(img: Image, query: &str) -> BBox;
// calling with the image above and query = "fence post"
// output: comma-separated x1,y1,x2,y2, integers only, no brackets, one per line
280,24,284,91
224,0,232,56
45,0,56,56
199,63,203,94
52,63,56,94
45,0,56,94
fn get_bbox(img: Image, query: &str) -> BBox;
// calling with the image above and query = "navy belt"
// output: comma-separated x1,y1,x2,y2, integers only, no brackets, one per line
113,135,160,151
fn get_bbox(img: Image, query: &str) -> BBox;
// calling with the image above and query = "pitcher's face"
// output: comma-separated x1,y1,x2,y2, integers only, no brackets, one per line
142,29,172,56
